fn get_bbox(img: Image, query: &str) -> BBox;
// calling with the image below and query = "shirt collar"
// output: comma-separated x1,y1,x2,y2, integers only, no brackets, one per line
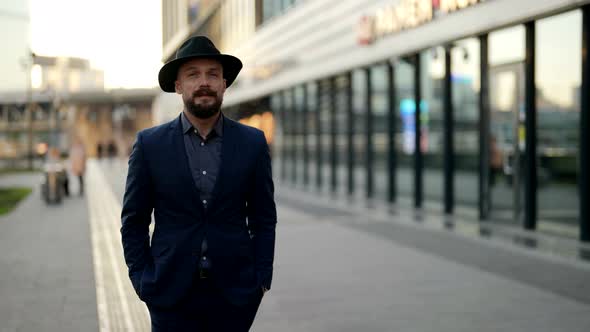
181,111,224,138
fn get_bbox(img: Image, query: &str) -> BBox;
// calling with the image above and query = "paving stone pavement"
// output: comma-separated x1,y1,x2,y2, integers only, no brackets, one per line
251,200,590,332
2,162,590,332
0,172,98,332
99,161,590,332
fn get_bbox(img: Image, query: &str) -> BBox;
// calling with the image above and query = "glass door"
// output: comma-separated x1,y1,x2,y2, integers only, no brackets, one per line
489,62,525,224
488,25,526,225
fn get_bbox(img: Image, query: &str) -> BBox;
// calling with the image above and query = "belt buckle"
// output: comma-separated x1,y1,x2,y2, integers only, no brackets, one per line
199,256,210,279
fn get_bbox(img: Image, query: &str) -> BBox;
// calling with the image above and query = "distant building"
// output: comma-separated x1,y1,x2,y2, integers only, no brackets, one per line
31,55,104,95
0,52,158,167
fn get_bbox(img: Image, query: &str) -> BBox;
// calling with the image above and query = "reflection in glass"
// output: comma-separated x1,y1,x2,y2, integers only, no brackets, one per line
352,70,367,199
319,79,332,193
294,85,305,186
282,89,293,184
270,94,283,178
421,47,445,210
335,75,350,196
488,25,525,224
307,82,318,189
371,64,389,201
489,25,525,66
452,38,480,212
394,58,415,204
536,10,581,237
262,0,301,24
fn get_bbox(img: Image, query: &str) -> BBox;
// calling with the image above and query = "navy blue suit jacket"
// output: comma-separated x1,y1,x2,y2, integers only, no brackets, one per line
121,114,277,308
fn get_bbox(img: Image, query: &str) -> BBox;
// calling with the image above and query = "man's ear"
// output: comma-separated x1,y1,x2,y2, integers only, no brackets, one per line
175,80,182,94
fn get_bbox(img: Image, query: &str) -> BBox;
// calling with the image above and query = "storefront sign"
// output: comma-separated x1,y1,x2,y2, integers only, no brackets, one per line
358,0,486,45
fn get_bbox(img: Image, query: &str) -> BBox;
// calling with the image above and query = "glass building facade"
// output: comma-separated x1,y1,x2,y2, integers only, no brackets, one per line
256,2,590,242
162,0,590,242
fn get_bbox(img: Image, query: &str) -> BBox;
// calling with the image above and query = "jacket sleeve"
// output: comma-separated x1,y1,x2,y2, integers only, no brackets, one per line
247,132,277,291
120,132,154,295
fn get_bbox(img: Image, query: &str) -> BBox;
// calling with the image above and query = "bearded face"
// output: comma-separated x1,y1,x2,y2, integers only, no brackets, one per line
183,87,223,119
175,58,227,120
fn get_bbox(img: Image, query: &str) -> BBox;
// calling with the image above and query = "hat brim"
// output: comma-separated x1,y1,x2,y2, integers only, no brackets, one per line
158,54,242,93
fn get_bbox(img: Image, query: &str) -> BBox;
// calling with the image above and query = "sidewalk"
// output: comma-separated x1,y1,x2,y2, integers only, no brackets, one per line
2,162,590,331
0,173,98,332
252,188,590,331
95,160,590,332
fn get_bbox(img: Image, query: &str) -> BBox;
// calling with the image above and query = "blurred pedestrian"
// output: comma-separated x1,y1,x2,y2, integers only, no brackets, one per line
107,140,118,158
490,135,503,186
96,143,103,159
69,136,86,196
121,35,277,332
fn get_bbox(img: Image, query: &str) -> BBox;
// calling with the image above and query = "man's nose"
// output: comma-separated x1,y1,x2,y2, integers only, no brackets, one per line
197,76,212,88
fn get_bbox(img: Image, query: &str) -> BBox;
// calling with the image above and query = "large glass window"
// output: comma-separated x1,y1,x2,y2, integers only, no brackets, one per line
535,10,581,237
307,82,318,190
335,74,350,196
293,85,305,187
452,38,480,214
270,94,283,177
370,64,389,202
7,105,26,123
319,79,332,194
282,89,293,184
261,0,302,24
352,70,368,199
488,25,526,225
395,58,415,206
421,47,445,211
262,0,281,23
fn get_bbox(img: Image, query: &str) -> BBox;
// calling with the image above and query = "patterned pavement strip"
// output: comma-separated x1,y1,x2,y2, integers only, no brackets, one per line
87,160,150,331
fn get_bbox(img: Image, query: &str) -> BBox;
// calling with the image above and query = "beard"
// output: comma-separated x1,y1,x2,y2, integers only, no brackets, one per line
184,89,223,119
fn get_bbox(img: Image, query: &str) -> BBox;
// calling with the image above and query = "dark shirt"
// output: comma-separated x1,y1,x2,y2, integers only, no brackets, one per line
180,111,223,210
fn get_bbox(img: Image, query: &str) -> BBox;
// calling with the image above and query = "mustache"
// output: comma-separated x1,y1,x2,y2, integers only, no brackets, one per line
193,89,216,97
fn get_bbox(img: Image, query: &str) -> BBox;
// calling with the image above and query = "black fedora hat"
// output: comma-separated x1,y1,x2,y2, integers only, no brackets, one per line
158,35,243,93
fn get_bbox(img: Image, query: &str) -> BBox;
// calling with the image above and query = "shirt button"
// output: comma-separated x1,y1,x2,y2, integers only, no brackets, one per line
194,129,198,134
202,171,207,175
203,200,207,204
200,142,205,146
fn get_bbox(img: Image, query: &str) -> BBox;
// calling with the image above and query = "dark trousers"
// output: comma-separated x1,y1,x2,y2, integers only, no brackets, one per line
78,175,84,195
147,279,263,332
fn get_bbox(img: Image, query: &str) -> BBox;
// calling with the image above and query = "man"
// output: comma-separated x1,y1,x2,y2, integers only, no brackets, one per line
121,35,277,331
69,134,86,196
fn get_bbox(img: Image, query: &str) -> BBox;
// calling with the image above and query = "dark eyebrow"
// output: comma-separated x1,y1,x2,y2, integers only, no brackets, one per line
183,66,221,72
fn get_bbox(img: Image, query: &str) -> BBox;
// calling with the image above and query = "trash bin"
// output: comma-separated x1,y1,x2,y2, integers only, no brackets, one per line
42,163,65,204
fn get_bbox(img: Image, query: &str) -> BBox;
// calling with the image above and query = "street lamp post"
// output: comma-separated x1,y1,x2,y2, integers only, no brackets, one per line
23,51,36,170
26,53,33,169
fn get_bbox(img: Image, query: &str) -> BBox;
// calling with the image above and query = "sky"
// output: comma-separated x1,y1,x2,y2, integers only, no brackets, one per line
0,0,30,93
29,0,162,90
0,0,581,107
